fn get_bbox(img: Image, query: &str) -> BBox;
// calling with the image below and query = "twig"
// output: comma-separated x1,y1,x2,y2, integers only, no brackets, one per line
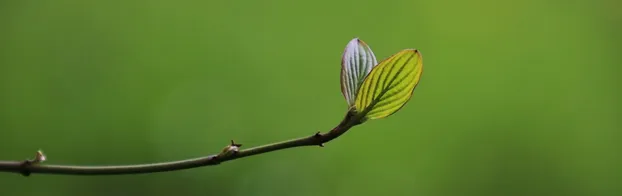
0,110,362,176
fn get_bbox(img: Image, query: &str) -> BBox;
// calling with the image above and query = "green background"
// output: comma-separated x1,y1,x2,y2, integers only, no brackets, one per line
1,0,620,195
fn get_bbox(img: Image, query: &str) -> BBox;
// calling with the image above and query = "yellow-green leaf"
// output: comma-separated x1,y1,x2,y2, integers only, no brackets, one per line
354,49,423,120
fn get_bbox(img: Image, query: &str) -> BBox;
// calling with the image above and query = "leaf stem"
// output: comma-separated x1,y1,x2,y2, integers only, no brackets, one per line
0,111,362,176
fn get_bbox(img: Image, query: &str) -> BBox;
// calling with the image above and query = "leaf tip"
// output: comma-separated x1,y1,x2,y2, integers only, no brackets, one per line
355,38,369,46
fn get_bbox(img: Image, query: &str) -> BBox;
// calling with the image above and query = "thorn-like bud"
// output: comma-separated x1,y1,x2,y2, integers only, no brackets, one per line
313,132,324,147
34,150,46,163
230,140,242,147
20,149,46,177
218,140,242,158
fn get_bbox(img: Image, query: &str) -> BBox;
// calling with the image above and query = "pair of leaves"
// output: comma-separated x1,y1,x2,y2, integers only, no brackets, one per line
340,38,423,121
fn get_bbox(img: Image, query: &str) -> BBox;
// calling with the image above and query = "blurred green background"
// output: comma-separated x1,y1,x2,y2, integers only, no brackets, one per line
1,0,620,195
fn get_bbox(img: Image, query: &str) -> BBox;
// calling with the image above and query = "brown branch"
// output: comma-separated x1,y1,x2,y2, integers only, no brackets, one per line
0,110,363,176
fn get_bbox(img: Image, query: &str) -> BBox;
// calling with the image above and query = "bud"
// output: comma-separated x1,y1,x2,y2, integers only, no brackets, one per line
218,140,242,157
34,150,46,163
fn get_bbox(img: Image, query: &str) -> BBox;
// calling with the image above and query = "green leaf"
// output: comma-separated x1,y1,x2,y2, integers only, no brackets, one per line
340,38,378,107
354,49,423,120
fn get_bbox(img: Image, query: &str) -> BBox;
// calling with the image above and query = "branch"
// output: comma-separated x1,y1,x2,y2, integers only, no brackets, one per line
0,110,362,176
